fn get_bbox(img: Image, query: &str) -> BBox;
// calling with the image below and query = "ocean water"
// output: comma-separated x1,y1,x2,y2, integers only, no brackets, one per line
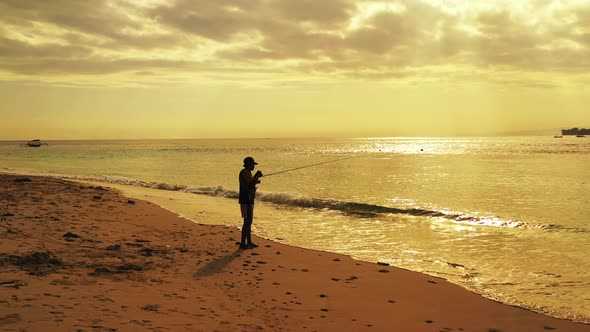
1,137,589,322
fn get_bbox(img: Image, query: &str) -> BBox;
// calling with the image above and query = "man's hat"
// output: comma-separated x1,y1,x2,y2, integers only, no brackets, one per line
243,156,258,165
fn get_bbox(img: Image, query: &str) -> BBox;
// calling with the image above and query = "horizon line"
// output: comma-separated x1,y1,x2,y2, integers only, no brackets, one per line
0,133,576,142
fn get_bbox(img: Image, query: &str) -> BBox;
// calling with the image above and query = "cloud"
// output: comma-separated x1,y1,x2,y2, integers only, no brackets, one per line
0,36,92,58
150,0,268,42
0,1,134,38
0,0,182,50
2,58,192,75
0,0,589,85
272,0,355,27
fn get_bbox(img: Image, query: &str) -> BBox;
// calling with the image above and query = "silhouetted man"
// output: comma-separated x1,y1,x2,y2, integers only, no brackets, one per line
239,156,263,249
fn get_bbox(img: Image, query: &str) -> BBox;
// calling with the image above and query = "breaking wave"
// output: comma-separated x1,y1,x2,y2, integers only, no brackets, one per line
50,174,586,232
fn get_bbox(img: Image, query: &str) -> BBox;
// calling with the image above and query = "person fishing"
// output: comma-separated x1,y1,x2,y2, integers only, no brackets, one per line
239,156,263,249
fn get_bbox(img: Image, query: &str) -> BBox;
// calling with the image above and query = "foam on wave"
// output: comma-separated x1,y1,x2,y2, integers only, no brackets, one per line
51,174,586,232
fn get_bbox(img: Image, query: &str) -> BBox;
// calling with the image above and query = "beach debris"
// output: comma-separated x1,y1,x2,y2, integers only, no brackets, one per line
117,263,144,272
14,178,32,183
138,248,154,257
93,195,102,200
91,267,112,275
377,262,390,266
543,327,556,331
63,232,80,242
0,313,22,325
141,304,160,312
378,269,389,273
90,263,145,276
0,280,24,289
127,199,136,204
447,262,466,269
8,251,63,276
89,186,105,191
94,295,115,303
135,239,151,243
428,280,438,284
48,311,65,315
105,244,121,251
426,320,434,324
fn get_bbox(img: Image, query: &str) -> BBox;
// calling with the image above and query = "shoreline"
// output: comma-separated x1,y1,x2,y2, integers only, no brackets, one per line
7,170,590,324
1,173,589,331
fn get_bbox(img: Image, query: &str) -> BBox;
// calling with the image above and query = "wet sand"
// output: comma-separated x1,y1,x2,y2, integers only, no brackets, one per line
1,173,589,332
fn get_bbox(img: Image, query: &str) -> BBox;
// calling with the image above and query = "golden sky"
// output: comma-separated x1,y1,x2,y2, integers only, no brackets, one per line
1,0,589,139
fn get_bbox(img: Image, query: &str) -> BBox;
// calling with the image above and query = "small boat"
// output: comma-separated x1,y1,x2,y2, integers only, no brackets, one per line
22,139,48,147
576,135,585,138
554,135,563,138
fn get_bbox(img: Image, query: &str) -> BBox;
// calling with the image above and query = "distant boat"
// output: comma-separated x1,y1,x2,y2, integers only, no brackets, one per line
22,139,48,147
576,135,585,138
554,135,563,138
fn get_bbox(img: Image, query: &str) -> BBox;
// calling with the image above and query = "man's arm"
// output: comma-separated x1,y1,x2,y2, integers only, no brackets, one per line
242,170,262,185
253,170,263,181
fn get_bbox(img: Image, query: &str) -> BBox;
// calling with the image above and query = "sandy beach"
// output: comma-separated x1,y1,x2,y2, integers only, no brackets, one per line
1,173,589,332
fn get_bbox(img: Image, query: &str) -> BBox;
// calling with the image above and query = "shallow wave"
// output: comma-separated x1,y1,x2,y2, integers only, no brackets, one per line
49,173,571,231
256,192,527,227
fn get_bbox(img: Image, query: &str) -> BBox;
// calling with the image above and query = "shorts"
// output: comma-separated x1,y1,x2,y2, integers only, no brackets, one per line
240,204,254,221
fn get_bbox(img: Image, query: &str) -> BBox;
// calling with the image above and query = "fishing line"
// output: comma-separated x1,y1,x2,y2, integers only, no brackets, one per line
263,156,356,177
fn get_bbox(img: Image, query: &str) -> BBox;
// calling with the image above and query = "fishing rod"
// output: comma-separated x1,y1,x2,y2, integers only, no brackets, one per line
263,156,356,177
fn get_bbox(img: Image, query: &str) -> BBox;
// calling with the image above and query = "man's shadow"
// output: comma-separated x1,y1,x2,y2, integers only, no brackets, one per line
194,248,242,278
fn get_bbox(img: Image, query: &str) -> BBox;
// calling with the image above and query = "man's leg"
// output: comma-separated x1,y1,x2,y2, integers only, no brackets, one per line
240,204,253,249
246,205,257,248
240,221,251,248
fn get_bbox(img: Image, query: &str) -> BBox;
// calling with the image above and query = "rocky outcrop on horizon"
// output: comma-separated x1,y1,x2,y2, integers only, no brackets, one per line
562,128,590,135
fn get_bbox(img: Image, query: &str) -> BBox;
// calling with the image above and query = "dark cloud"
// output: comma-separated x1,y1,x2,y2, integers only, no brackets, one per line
150,0,355,42
272,0,355,27
0,0,182,50
0,1,133,37
346,12,407,54
150,0,269,42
